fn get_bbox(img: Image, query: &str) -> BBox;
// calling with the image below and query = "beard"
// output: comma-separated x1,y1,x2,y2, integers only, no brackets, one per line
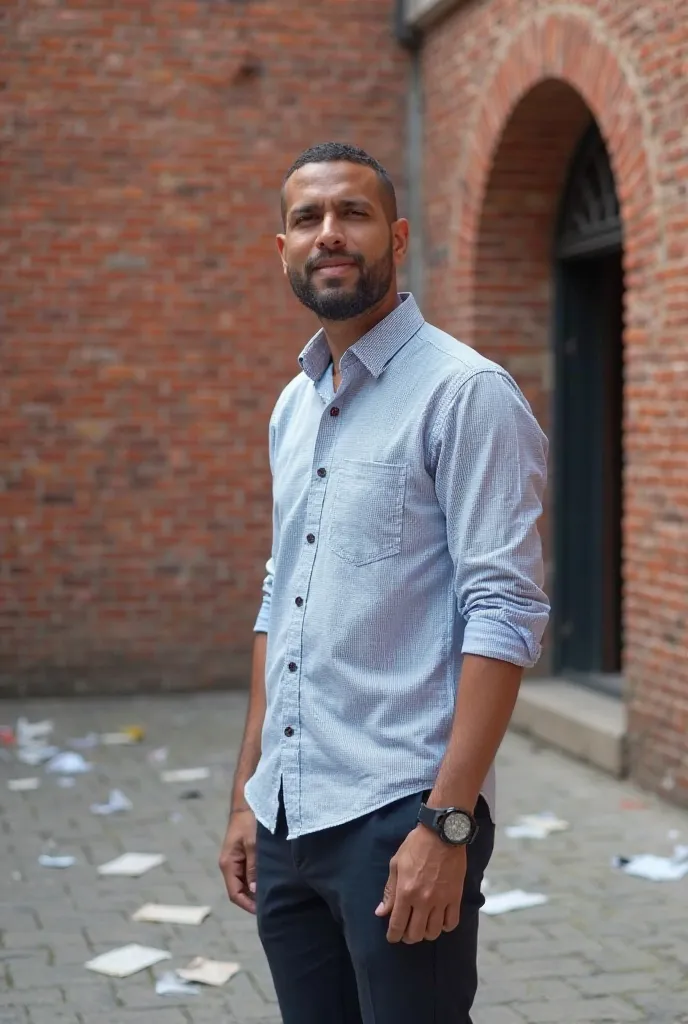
287,244,394,321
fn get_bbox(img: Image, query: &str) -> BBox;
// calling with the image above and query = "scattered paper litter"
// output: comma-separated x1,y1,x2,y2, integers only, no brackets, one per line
45,751,92,775
155,970,201,997
481,890,548,915
100,725,145,744
8,777,40,792
504,812,569,840
16,718,53,746
148,747,169,764
17,744,60,766
177,956,241,987
38,853,76,869
85,944,171,979
613,846,688,882
57,777,76,789
161,768,210,784
90,789,133,816
97,853,166,877
0,726,15,745
132,903,211,926
69,733,100,750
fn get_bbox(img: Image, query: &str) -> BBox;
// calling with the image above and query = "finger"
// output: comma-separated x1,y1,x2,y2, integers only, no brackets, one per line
386,892,412,943
375,862,397,918
402,905,430,945
442,900,461,933
225,856,256,915
245,839,257,896
424,906,446,942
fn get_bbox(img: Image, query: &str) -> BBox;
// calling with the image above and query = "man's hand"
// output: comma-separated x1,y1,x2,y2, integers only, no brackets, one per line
375,825,467,943
219,808,257,914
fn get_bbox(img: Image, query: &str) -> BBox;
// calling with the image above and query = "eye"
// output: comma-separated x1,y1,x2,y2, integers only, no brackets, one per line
347,210,367,217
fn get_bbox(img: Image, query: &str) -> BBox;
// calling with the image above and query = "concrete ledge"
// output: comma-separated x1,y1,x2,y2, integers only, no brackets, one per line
510,679,627,777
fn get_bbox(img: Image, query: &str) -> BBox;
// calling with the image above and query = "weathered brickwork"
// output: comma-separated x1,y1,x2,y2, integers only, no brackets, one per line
0,1,408,694
420,1,688,804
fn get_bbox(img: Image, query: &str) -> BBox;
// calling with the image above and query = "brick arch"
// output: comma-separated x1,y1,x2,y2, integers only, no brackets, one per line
450,10,663,349
449,12,664,706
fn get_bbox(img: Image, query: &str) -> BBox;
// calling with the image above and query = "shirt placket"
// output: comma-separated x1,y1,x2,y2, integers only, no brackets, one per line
279,380,342,837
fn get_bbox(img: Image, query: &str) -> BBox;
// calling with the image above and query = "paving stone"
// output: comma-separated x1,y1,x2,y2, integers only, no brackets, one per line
1,693,687,1024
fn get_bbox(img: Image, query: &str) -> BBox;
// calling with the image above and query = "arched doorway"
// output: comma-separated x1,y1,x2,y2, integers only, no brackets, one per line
553,123,624,697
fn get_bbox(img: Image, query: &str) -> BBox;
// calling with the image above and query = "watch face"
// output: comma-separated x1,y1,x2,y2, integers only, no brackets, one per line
442,811,472,845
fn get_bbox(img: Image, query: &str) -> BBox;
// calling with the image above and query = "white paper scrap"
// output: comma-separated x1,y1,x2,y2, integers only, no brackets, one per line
155,970,201,996
161,768,210,783
148,747,169,764
46,751,92,775
38,854,76,869
613,846,688,882
16,718,54,746
481,890,549,916
69,733,100,750
85,944,171,978
17,745,60,766
177,956,241,987
101,732,137,746
504,812,569,840
57,777,76,789
8,777,40,792
90,789,133,816
97,853,166,877
132,903,211,926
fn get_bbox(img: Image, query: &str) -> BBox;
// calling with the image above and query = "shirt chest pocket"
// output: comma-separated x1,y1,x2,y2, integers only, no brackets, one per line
328,459,407,567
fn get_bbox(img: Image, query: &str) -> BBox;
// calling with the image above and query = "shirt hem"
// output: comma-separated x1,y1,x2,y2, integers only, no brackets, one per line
249,782,494,840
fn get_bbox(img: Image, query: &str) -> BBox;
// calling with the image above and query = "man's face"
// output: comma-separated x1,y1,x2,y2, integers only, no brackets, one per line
277,162,408,321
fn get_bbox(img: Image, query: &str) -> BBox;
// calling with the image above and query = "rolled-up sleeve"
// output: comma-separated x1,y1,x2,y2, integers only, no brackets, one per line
433,369,550,668
254,417,279,634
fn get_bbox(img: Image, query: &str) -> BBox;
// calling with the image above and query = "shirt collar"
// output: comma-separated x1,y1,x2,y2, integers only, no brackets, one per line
298,293,424,382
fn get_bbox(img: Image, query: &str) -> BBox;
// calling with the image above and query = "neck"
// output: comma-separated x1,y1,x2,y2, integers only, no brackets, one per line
320,288,400,372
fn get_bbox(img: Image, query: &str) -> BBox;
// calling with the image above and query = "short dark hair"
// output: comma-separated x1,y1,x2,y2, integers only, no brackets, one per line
281,142,398,225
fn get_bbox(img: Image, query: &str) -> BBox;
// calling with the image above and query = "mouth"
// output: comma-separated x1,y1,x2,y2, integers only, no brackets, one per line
311,260,358,278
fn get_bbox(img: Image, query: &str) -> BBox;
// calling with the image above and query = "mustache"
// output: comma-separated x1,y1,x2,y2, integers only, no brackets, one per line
305,251,364,275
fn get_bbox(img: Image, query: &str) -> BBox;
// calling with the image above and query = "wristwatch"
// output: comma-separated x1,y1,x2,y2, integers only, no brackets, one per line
417,802,479,846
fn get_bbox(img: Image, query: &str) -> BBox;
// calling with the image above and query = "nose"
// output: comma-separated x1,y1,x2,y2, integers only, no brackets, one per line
315,212,346,251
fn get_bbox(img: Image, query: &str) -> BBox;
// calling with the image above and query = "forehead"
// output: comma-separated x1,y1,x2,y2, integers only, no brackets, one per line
284,161,383,211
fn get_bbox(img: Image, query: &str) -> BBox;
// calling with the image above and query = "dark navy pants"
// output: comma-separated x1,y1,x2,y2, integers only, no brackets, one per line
256,791,494,1024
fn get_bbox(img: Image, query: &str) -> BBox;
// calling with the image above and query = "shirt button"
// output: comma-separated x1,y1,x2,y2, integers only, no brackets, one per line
295,596,303,607
330,407,340,417
288,662,297,672
317,467,327,478
306,533,315,544
284,726,294,738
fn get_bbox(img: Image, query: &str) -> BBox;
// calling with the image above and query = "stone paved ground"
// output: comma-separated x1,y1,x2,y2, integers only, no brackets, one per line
1,692,687,1024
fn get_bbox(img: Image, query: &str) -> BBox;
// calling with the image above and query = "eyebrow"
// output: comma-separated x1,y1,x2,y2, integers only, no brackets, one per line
288,196,375,222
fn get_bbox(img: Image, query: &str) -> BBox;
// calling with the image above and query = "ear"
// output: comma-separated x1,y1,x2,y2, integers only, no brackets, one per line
276,233,288,275
391,218,410,267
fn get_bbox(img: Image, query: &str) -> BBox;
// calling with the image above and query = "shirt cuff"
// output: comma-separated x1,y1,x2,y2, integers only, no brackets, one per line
461,616,541,669
254,600,270,634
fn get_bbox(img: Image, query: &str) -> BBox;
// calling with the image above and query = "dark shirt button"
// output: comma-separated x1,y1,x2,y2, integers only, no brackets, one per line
317,467,327,478
330,407,340,417
288,661,297,672
295,596,303,607
306,533,315,544
284,726,294,738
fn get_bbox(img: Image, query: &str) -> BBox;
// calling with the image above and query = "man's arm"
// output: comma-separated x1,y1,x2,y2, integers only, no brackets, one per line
230,630,267,813
377,369,549,943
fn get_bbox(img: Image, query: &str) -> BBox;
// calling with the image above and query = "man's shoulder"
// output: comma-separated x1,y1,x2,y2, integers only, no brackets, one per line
415,320,504,381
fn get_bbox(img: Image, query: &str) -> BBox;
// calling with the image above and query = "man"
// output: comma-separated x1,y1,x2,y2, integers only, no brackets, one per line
220,141,549,1024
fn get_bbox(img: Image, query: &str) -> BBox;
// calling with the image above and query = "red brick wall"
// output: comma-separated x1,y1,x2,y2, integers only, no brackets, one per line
1,1,407,694
420,1,688,805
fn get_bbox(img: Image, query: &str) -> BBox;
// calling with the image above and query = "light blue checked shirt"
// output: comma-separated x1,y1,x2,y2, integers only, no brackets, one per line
245,293,549,838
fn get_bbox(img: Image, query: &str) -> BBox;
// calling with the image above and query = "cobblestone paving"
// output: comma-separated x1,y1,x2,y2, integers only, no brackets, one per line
1,692,687,1023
